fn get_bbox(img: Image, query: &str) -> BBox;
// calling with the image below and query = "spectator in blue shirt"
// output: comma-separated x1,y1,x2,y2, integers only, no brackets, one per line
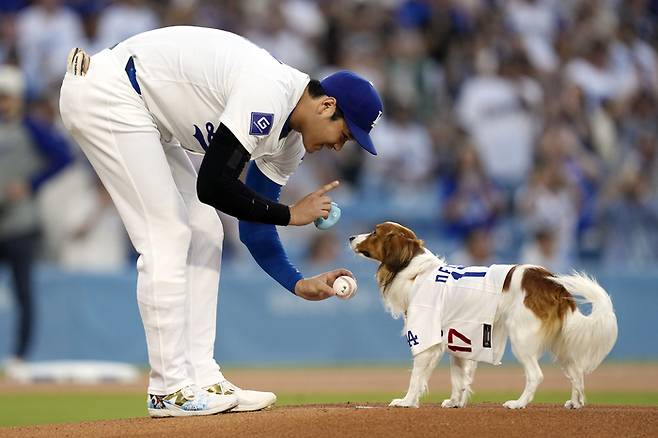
0,65,73,372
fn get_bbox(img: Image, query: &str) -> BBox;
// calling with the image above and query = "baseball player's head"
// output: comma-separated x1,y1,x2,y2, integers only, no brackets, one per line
295,71,383,155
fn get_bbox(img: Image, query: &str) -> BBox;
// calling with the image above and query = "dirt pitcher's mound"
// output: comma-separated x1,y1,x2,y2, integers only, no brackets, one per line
3,404,658,438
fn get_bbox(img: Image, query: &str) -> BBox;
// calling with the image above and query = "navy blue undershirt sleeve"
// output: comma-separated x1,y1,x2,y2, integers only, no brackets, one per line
239,162,304,294
24,117,74,192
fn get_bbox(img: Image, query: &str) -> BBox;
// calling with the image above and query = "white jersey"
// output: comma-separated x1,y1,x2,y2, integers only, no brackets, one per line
404,264,515,364
115,26,309,185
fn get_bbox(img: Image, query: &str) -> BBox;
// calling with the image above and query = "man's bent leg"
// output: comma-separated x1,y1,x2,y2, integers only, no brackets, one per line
60,65,193,395
181,150,276,412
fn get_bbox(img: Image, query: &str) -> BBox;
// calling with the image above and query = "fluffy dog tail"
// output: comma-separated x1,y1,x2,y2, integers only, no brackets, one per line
550,273,618,374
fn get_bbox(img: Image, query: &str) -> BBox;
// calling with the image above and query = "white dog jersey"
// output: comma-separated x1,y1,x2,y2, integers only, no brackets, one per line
404,264,515,364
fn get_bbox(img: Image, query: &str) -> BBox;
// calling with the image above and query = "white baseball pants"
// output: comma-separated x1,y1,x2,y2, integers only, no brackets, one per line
60,49,225,395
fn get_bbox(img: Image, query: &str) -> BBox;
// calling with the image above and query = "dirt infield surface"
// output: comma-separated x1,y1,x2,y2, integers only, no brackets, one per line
2,364,657,437
3,404,657,438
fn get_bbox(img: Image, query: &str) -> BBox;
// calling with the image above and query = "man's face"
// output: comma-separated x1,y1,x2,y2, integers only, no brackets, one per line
301,97,353,154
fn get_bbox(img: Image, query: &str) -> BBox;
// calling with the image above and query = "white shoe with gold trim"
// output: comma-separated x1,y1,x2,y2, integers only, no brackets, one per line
204,380,276,412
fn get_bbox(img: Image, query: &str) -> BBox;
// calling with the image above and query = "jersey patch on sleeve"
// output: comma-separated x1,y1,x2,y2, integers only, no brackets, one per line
250,112,274,136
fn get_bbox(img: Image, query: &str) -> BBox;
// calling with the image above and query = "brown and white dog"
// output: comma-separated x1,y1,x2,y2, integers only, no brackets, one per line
349,222,618,409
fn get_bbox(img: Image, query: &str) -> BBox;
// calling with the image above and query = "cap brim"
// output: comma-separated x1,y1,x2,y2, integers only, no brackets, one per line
345,118,377,155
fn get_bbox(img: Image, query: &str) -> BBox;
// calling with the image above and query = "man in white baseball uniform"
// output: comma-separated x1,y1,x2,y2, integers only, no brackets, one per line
59,26,384,417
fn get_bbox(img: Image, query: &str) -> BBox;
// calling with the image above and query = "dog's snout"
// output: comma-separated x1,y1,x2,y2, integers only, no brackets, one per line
349,236,356,242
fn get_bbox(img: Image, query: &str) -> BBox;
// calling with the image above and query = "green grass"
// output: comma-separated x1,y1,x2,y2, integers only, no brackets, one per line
0,393,145,427
277,391,658,406
1,391,656,428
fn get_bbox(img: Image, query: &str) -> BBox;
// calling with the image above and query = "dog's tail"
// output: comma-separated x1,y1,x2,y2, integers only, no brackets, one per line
550,272,618,374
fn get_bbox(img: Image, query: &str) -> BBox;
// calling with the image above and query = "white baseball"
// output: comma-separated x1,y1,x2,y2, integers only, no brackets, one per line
333,276,357,300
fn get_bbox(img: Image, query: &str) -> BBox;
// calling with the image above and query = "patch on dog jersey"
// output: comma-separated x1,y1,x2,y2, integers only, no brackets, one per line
250,112,274,135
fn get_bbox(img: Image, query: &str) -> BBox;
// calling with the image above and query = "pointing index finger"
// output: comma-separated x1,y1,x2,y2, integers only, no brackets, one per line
317,180,340,195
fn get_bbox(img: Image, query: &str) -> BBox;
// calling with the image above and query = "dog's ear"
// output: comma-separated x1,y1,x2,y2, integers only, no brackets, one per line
382,234,422,273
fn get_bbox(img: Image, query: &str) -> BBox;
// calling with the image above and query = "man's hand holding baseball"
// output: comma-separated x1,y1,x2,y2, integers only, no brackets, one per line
289,180,339,225
294,269,355,301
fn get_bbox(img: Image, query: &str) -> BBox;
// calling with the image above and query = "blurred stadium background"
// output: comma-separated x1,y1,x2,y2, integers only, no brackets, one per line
1,0,657,426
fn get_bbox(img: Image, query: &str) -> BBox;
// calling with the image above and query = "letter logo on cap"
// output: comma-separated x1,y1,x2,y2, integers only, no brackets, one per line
371,110,383,129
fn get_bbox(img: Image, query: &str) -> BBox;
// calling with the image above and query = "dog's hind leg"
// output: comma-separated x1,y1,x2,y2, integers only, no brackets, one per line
503,354,542,409
441,357,477,408
504,318,544,409
560,363,585,409
390,344,444,408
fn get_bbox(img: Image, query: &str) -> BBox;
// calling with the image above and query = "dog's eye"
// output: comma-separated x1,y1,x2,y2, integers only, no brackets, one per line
362,251,371,258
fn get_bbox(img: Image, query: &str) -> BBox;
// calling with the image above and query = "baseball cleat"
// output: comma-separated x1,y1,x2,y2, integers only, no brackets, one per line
204,380,276,412
147,384,238,418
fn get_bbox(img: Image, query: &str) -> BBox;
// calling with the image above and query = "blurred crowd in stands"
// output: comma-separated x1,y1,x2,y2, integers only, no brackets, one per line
1,0,658,280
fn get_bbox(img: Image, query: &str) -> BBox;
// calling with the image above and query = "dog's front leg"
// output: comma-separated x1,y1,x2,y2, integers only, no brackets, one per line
442,357,477,408
390,344,444,408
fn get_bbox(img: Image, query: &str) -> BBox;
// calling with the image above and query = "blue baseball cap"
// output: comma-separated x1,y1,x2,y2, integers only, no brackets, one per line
320,71,383,155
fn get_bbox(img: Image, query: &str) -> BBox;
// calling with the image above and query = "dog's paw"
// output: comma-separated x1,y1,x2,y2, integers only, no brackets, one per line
441,399,463,408
564,400,583,409
389,398,418,408
503,399,527,409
